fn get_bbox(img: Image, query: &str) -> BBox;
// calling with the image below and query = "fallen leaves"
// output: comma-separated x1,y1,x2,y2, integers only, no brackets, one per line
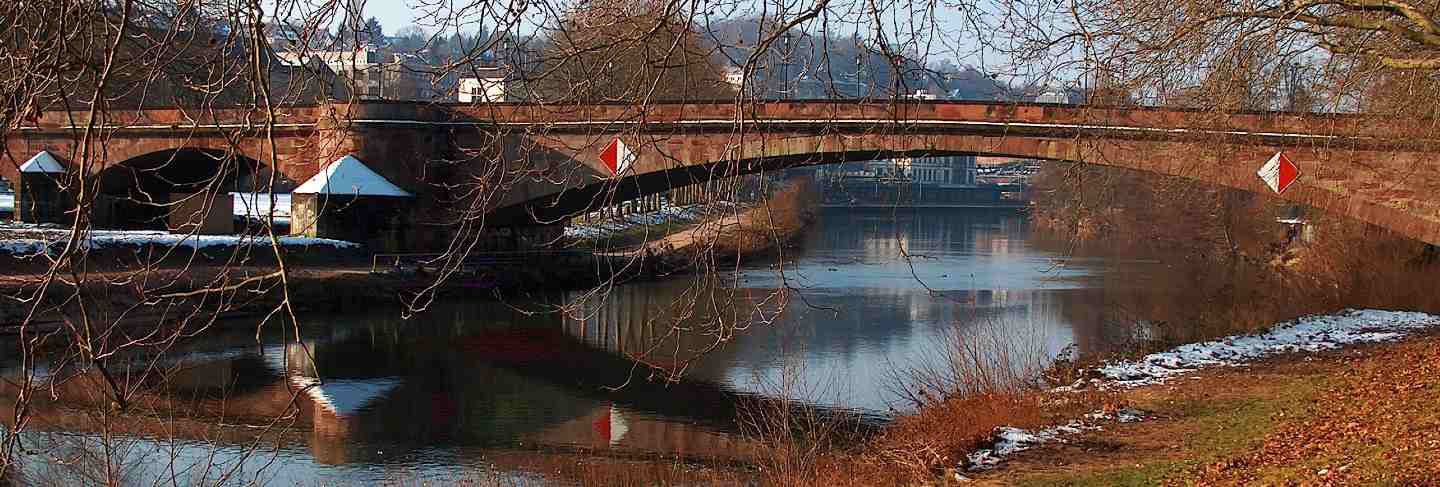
1193,334,1440,484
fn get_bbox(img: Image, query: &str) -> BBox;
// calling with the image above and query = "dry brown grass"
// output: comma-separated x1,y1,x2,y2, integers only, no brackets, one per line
866,317,1103,482
705,178,815,258
874,392,1048,477
733,316,1118,486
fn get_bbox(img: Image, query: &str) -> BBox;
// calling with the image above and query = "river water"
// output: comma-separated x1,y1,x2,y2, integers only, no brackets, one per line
2,208,1169,485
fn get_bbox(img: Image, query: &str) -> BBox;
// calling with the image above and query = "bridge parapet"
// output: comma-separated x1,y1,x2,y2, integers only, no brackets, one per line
14,100,1420,145
23,105,327,130
440,101,1408,143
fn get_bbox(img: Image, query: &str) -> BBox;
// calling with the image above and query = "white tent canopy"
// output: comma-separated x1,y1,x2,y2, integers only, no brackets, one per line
19,151,65,174
293,155,412,197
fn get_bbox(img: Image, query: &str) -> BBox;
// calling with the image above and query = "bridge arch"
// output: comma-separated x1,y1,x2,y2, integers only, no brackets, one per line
94,148,293,233
495,132,1440,246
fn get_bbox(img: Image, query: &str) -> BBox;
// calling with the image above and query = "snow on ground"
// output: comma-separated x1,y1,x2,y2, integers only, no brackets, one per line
960,309,1440,476
1091,309,1440,388
563,201,740,240
0,223,357,257
964,408,1147,473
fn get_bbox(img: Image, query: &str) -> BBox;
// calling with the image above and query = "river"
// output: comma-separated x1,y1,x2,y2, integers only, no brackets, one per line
2,208,1177,485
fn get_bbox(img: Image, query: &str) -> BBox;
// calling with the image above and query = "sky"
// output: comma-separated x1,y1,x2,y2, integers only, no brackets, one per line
334,0,1078,83
345,0,982,54
351,0,420,30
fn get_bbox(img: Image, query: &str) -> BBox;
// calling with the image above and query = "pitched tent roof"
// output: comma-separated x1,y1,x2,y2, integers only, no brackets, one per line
293,155,412,197
19,151,65,173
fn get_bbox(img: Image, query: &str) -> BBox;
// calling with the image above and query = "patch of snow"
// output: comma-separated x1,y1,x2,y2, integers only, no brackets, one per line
966,424,1087,470
19,151,65,173
969,310,1438,472
962,311,1438,473
0,226,358,256
1085,408,1148,424
293,155,412,197
291,376,402,417
1092,309,1440,388
564,201,741,240
0,239,49,256
967,408,1149,471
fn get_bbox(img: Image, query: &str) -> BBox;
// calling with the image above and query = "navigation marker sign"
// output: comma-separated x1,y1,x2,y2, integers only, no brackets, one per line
600,138,635,177
1257,152,1300,194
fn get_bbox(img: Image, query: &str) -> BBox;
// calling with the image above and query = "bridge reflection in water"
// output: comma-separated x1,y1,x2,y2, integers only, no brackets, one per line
0,299,792,484
1,208,1126,485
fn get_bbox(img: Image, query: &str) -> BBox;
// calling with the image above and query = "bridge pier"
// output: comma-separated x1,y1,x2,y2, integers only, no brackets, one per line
14,152,73,224
166,191,234,234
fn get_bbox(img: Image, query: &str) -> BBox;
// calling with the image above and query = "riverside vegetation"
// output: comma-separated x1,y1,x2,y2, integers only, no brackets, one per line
712,163,1440,486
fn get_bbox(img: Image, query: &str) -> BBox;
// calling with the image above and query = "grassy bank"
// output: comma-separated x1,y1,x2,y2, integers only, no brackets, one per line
725,318,1440,486
978,331,1440,485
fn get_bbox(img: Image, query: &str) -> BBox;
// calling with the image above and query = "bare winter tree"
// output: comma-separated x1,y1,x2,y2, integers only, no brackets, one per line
21,0,1413,482
0,0,999,480
1014,0,1440,111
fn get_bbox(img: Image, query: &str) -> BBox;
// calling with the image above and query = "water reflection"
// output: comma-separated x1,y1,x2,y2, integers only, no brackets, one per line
1,208,1110,485
562,209,1091,412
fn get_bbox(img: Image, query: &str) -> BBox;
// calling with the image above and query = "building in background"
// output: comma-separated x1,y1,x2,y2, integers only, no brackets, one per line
1034,91,1071,104
268,56,349,103
976,159,1041,185
276,49,431,100
815,155,1009,207
458,67,511,102
891,155,977,186
821,155,977,186
906,89,940,101
723,67,746,91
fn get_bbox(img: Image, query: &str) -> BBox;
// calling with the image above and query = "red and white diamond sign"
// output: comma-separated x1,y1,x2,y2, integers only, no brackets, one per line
1257,152,1300,194
600,138,635,177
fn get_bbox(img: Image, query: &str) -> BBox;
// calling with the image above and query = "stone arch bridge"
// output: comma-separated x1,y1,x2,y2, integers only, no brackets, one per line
5,101,1439,250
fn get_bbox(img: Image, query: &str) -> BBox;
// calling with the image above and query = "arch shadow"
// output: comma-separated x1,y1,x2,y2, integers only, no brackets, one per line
95,148,295,232
489,149,1016,225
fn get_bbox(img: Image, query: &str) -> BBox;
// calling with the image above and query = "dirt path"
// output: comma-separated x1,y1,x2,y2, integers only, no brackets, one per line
971,333,1440,485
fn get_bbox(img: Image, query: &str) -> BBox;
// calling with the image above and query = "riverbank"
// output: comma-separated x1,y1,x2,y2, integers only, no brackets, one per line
878,164,1440,485
972,326,1440,485
0,186,816,329
577,180,817,275
735,310,1440,486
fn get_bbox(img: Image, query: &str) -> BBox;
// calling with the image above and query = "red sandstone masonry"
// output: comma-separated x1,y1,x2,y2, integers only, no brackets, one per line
3,101,1438,246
